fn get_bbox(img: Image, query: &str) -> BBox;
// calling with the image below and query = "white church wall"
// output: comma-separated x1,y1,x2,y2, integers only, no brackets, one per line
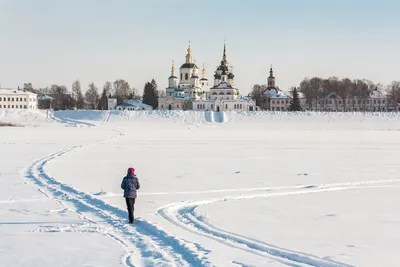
179,68,193,84
192,101,215,111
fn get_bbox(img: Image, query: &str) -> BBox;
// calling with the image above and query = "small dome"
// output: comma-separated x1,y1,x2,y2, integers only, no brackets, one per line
228,73,234,79
214,73,221,79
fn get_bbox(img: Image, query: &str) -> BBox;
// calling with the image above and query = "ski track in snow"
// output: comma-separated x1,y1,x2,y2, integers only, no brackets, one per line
158,180,400,267
48,111,97,127
101,110,112,124
96,179,400,197
23,136,211,267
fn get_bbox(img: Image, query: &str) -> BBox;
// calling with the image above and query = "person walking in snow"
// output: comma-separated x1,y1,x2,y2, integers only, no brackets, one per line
121,167,140,224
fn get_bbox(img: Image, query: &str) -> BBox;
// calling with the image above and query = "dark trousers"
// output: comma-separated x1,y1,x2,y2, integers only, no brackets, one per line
125,198,136,223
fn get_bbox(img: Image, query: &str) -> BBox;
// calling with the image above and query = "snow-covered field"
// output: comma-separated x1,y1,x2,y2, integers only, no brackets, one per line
1,109,400,267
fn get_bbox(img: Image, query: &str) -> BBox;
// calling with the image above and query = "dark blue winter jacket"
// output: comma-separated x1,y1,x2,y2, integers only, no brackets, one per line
121,174,140,198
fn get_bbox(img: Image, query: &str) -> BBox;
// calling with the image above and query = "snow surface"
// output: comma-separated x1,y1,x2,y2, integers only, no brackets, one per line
1,109,400,266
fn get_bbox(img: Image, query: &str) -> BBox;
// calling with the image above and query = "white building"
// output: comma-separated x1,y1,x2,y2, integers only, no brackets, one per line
0,89,37,109
309,90,389,112
159,42,256,111
115,99,153,111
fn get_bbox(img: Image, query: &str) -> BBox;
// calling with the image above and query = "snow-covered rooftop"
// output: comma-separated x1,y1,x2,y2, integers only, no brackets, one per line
38,95,53,100
122,99,152,108
0,89,37,95
264,88,279,97
369,90,385,99
270,95,287,99
213,82,233,89
264,88,288,99
192,99,215,103
174,96,192,100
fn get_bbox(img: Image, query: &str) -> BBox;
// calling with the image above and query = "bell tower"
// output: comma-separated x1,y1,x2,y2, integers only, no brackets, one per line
267,65,276,89
168,61,178,88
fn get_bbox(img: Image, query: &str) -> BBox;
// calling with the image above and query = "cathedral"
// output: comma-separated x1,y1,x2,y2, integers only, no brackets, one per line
158,42,256,111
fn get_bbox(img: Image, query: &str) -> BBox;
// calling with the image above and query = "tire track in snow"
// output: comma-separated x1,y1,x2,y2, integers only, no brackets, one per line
24,145,210,267
158,181,400,267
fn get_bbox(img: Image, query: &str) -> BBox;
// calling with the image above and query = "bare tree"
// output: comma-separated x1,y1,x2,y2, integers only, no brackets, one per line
299,79,312,109
51,84,67,94
132,87,141,100
85,82,99,109
298,77,324,110
387,81,400,110
50,85,73,110
72,80,84,109
103,81,112,97
23,82,37,93
310,77,322,109
349,80,357,110
97,82,113,110
249,84,267,107
337,78,351,111
113,79,132,104
158,89,166,98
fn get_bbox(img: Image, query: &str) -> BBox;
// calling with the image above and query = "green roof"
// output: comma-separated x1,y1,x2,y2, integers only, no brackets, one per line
180,63,198,69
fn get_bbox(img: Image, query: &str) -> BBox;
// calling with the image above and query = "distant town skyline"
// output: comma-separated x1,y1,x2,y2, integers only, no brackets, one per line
1,0,399,95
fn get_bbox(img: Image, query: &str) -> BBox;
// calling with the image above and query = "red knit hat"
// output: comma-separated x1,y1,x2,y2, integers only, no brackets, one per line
127,167,135,174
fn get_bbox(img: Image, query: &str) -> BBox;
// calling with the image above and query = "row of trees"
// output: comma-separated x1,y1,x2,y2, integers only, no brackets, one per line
299,77,400,110
249,77,400,111
25,79,164,110
298,77,380,110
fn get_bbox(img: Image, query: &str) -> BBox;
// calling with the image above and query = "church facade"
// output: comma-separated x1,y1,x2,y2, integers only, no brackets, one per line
158,42,256,111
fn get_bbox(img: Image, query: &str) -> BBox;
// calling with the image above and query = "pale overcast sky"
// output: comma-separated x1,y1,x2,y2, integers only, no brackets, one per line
0,0,399,95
